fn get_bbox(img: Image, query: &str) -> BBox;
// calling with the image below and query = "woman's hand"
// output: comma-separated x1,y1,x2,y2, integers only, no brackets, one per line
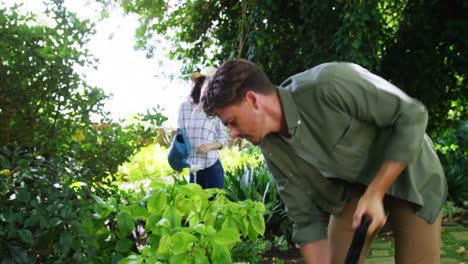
171,129,179,137
196,142,222,154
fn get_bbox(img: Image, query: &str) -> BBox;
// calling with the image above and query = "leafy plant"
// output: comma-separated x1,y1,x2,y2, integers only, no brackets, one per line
273,235,290,252
224,163,292,241
89,179,266,263
0,146,99,263
231,238,272,264
220,144,264,173
118,144,174,182
0,2,102,155
442,201,465,219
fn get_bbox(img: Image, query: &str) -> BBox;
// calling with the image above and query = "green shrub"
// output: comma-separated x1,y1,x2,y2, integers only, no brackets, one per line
90,179,266,263
119,144,175,182
119,141,264,182
435,120,468,204
231,238,272,264
220,144,264,172
273,235,290,252
442,201,465,219
224,163,292,241
0,147,99,263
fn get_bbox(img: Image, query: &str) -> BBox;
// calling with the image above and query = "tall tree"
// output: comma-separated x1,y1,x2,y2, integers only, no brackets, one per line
0,2,105,154
101,0,466,131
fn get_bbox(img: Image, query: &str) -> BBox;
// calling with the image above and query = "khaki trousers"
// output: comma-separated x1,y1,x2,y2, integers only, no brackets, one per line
328,190,442,264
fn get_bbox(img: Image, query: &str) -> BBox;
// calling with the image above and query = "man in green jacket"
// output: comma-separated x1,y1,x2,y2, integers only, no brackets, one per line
202,59,447,263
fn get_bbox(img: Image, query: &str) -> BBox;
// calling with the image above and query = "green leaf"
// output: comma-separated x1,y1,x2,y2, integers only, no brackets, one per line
59,231,73,255
47,217,62,228
193,250,209,264
175,196,194,214
16,189,31,203
127,205,149,220
18,229,33,244
188,212,202,227
112,253,124,264
211,228,240,246
145,214,162,233
116,254,143,264
147,191,168,214
248,222,259,241
169,253,189,264
163,206,181,229
170,232,198,254
10,246,28,263
24,215,40,228
60,204,74,219
210,242,232,264
249,211,266,235
116,211,134,238
115,238,134,253
193,223,216,236
157,234,171,255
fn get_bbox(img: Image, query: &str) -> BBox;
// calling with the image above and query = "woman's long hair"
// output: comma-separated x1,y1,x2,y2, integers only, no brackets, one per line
190,76,206,104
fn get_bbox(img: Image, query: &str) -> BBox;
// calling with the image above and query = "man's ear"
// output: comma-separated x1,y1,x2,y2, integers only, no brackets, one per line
245,91,258,109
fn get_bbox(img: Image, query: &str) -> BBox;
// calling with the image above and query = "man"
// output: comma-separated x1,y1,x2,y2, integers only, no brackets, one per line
202,59,446,263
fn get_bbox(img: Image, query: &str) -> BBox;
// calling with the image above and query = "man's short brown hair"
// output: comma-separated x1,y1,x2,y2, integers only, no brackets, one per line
202,59,275,117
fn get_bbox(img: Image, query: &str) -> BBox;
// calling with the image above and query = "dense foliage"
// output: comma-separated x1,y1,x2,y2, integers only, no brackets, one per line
91,180,266,264
0,3,167,193
0,2,101,155
103,0,467,133
0,147,265,263
437,121,468,203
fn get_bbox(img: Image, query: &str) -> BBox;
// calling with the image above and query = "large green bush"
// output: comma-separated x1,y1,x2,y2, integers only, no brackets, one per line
0,3,168,195
435,120,468,204
0,147,98,263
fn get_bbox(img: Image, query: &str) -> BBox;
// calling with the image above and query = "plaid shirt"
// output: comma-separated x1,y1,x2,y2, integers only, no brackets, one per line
177,100,228,169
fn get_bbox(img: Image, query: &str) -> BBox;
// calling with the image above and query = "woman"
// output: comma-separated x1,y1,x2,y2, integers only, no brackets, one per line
176,66,228,189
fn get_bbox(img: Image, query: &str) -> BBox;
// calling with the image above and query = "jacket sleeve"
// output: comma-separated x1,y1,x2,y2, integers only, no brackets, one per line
319,63,429,164
263,156,329,246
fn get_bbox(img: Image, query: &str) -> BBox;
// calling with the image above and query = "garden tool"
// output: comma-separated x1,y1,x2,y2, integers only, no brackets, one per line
345,214,371,264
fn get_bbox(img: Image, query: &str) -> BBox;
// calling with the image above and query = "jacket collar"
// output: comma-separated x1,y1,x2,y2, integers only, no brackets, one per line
277,86,302,137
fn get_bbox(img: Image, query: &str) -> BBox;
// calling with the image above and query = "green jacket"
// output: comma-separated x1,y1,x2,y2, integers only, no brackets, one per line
260,62,447,246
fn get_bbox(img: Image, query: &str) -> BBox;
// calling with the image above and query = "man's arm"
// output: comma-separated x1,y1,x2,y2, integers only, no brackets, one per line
301,239,330,264
318,64,428,233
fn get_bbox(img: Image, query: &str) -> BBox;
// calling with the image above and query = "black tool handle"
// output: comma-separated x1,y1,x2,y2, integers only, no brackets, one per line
344,214,371,264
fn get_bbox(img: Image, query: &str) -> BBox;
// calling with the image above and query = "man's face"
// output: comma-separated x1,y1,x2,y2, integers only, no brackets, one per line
215,94,265,145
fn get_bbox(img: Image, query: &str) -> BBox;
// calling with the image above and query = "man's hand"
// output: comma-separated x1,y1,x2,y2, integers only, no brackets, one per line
196,142,222,154
353,161,406,235
352,190,387,235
